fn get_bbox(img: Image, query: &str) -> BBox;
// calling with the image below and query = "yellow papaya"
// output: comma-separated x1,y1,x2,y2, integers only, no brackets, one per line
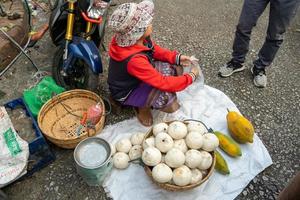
215,150,230,175
214,131,242,157
226,109,254,143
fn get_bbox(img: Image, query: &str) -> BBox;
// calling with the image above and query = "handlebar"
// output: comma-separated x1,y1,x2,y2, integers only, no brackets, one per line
81,12,102,24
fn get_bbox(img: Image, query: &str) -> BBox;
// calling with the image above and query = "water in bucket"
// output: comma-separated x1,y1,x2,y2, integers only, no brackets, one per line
74,137,112,186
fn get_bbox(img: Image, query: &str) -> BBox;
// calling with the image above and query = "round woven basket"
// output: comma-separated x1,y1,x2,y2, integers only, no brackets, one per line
143,120,216,191
38,89,105,149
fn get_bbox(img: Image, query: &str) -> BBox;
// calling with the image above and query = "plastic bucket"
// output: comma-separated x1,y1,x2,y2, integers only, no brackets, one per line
74,137,112,186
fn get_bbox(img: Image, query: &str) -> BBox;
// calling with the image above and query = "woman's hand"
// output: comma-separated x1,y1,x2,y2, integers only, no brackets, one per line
180,55,192,67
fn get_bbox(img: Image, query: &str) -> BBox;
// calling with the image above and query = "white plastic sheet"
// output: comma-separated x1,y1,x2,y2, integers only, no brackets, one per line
98,84,272,200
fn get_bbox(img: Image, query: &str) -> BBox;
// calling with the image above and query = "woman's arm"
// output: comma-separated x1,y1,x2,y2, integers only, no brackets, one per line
152,41,180,65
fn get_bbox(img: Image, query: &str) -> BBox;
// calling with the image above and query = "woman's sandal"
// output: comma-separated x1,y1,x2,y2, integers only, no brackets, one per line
133,107,153,127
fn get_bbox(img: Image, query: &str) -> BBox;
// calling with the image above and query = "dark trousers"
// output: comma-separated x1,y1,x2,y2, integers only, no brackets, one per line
232,0,299,69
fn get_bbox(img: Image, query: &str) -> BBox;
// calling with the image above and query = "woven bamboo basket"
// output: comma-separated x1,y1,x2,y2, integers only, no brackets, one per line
38,89,105,149
143,120,216,191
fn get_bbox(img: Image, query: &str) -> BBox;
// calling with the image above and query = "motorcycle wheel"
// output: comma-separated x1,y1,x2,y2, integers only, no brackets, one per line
52,47,99,91
0,190,8,200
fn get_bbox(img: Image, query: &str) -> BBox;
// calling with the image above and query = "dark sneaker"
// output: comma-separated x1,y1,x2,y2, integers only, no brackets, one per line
218,60,245,77
251,66,267,88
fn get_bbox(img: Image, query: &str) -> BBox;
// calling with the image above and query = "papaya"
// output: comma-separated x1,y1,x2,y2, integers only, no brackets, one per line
215,150,230,175
226,109,254,143
214,131,242,157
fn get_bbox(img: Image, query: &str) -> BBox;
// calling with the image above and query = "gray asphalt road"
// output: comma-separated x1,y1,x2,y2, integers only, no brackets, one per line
1,0,299,199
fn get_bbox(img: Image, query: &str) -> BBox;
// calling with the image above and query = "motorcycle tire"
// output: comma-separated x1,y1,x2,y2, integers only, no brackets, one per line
0,190,8,200
52,47,99,91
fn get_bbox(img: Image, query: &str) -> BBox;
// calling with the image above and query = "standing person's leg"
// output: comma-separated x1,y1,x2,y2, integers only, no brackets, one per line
252,0,300,87
219,0,269,77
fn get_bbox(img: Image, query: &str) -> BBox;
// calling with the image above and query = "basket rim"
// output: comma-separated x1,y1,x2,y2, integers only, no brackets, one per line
37,89,105,141
143,120,216,191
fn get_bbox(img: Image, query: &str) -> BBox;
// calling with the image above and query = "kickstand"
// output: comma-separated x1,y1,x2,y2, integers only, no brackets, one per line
101,42,107,52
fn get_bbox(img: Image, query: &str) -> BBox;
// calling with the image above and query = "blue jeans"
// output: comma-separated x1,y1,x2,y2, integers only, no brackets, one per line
232,0,299,69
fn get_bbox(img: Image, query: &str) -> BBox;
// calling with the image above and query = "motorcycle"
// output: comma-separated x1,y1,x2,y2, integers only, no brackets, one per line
49,0,110,91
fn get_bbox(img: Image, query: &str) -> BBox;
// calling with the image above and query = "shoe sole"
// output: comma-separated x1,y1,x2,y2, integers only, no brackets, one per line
251,67,266,88
253,79,266,88
219,66,246,77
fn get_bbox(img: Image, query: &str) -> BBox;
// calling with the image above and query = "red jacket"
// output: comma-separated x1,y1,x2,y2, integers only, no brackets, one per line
109,37,193,92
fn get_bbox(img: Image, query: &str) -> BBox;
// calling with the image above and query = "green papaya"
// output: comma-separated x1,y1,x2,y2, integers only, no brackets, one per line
215,150,230,175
